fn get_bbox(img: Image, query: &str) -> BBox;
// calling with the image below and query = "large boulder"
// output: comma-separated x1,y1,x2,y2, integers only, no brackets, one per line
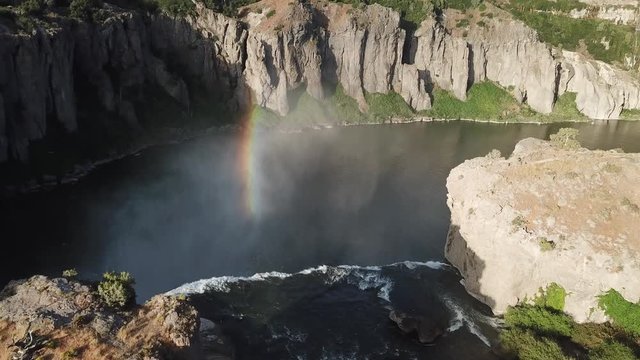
446,138,640,322
389,310,444,344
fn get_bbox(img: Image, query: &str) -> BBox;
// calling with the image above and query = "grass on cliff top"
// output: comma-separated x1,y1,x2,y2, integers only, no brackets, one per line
499,0,636,67
500,285,640,360
329,0,485,31
506,0,587,13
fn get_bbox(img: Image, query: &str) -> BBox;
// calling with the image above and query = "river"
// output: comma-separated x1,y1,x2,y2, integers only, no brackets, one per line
2,120,639,359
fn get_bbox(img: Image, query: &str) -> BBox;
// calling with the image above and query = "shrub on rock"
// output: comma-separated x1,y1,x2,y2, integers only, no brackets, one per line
98,271,136,309
19,0,47,15
550,128,581,149
69,0,101,20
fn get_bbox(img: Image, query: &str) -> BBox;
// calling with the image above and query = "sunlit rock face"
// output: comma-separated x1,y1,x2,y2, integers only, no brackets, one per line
558,51,640,120
445,138,640,323
0,276,201,359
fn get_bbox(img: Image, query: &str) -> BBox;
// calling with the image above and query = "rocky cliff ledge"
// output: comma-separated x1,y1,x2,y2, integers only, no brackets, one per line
445,136,640,323
3,0,640,168
0,276,224,359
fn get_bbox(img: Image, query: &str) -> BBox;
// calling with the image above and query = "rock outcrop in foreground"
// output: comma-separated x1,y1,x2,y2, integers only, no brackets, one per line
0,276,202,359
446,138,640,323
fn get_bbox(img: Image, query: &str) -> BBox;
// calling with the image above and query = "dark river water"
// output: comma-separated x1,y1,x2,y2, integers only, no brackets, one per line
2,120,640,359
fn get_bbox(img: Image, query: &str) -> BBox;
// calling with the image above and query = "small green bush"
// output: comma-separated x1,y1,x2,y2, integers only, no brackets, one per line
69,0,102,20
550,128,580,149
500,328,571,360
20,0,47,15
266,9,275,17
511,215,528,232
365,91,414,120
62,349,79,359
448,0,484,10
329,84,368,124
456,18,469,27
533,283,566,311
504,305,574,337
97,271,136,309
598,289,640,336
619,108,640,120
538,237,556,252
590,341,637,360
201,0,258,17
155,0,195,16
423,82,521,120
571,322,613,349
62,268,78,278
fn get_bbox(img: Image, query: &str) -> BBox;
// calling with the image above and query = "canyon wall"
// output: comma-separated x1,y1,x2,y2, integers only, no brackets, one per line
2,0,640,165
0,5,246,164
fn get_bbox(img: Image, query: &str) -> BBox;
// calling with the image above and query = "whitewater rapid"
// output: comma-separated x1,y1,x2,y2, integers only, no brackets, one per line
167,260,496,347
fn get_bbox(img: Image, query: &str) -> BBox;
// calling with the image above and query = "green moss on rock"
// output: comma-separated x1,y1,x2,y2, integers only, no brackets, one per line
598,289,640,336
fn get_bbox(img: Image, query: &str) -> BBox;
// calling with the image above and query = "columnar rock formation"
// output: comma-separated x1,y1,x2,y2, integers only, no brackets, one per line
446,138,640,323
2,0,640,165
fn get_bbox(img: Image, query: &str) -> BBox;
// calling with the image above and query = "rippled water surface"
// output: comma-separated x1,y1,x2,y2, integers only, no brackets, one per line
2,120,640,359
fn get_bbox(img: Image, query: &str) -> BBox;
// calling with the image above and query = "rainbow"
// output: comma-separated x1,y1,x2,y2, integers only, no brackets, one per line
238,105,262,218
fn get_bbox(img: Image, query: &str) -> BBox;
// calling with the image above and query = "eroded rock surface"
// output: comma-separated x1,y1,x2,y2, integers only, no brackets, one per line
0,276,202,359
446,138,640,322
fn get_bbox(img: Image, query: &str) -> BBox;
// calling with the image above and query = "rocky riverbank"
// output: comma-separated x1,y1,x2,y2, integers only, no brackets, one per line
445,134,640,323
0,275,232,360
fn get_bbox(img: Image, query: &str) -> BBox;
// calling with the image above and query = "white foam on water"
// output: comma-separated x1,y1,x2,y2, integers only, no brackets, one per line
468,321,491,347
320,348,358,360
337,264,382,271
349,270,394,302
400,260,449,270
445,299,465,332
168,259,448,296
167,270,295,295
299,265,328,275
270,325,308,343
442,296,491,347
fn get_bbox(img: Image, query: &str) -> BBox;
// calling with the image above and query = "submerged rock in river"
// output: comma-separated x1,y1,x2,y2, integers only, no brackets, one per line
389,310,444,344
445,137,640,323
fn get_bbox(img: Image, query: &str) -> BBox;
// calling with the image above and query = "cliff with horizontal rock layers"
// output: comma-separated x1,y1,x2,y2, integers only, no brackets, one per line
2,0,640,167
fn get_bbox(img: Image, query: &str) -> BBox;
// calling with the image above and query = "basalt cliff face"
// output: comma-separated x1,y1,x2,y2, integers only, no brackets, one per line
445,138,640,323
0,3,247,165
2,0,640,166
